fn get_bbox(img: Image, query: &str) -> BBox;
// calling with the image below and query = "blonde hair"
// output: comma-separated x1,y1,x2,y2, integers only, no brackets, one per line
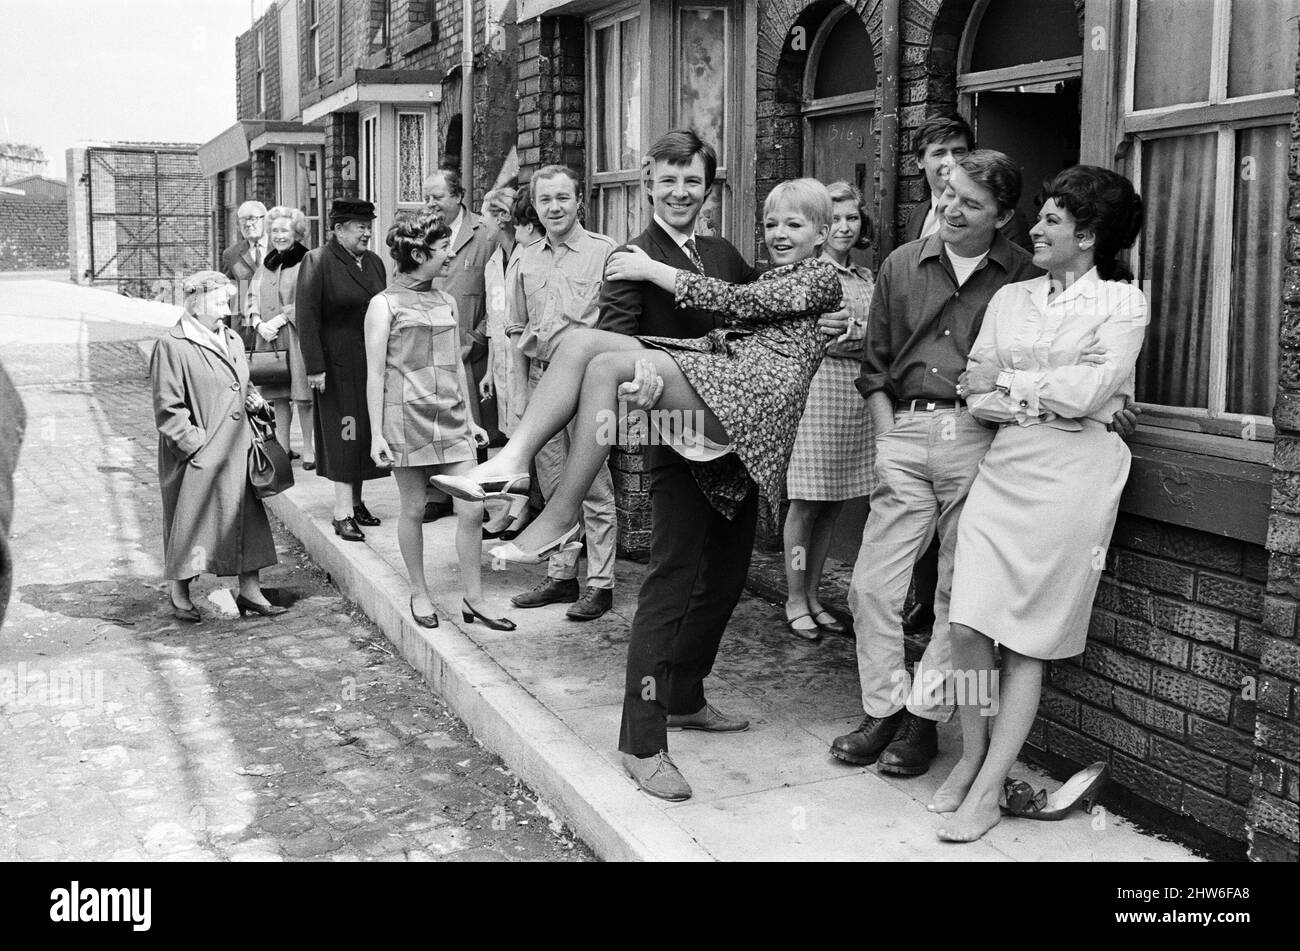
763,178,833,233
266,205,309,241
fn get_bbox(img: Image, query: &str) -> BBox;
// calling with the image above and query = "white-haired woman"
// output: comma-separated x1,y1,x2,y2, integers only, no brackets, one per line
248,206,314,467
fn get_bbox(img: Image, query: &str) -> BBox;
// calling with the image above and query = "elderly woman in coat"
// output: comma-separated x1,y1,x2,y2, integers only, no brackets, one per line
247,205,314,465
149,270,287,622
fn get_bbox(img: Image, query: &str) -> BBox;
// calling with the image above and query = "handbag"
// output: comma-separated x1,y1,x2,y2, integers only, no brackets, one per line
248,346,291,387
247,405,295,499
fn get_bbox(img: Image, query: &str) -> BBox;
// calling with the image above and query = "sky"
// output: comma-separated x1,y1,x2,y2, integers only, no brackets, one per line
0,0,275,181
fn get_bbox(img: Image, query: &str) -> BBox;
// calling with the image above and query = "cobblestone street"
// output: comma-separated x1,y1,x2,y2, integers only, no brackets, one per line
0,283,592,862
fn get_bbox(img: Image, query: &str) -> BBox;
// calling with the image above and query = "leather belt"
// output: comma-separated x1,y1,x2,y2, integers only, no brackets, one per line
895,398,964,412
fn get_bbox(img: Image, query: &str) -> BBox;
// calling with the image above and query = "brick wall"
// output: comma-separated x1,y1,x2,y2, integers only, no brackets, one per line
324,112,360,205
1027,515,1263,850
0,196,68,272
250,150,277,206
515,15,584,185
1245,30,1300,863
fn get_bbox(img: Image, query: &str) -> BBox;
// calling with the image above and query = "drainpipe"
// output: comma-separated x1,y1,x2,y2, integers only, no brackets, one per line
460,0,475,198
877,0,901,260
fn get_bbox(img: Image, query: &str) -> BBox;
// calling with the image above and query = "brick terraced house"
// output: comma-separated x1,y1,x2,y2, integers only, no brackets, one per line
215,0,1300,860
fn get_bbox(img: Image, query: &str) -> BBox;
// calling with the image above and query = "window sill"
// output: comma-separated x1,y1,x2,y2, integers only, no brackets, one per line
1120,426,1272,545
399,22,437,57
363,48,392,70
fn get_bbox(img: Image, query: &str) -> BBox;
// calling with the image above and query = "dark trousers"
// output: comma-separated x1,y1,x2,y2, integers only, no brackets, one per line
618,452,759,756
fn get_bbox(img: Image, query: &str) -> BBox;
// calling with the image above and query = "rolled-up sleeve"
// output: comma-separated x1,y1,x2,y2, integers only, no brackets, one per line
856,257,894,400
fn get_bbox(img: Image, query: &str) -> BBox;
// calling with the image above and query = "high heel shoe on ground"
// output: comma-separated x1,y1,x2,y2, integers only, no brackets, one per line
430,472,530,502
410,597,439,628
811,609,847,636
170,597,202,623
785,612,822,642
489,523,583,565
1001,762,1109,820
461,599,516,631
235,594,287,617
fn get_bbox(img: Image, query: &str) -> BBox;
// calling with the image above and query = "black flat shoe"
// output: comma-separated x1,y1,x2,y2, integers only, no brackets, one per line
289,450,301,460
332,516,365,541
302,460,316,471
235,594,287,617
462,599,516,631
410,597,439,628
352,503,381,527
170,597,201,623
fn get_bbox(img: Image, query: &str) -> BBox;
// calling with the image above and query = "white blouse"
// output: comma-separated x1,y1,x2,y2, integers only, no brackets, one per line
965,267,1148,430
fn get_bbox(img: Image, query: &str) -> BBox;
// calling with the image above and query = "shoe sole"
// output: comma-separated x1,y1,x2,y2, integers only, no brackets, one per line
511,596,580,608
667,723,750,733
829,746,880,766
626,776,691,802
564,609,610,621
876,758,936,777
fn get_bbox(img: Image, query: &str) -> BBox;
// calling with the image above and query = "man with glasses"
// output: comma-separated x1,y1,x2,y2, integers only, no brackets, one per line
221,200,269,333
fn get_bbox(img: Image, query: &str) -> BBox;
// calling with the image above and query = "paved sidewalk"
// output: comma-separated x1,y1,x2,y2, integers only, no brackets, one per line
270,454,1204,861
0,279,591,862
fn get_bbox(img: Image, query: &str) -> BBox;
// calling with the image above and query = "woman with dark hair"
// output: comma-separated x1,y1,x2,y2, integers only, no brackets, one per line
782,180,876,641
364,211,513,631
931,165,1147,842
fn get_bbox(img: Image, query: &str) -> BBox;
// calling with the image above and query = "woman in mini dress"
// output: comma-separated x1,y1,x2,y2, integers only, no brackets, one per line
931,166,1146,842
782,180,876,641
364,211,514,631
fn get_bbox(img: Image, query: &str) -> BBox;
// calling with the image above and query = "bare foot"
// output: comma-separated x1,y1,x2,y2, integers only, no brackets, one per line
937,789,1001,843
928,753,984,814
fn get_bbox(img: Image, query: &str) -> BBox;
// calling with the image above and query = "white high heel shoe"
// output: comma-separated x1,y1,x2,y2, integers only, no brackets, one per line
430,472,530,502
483,493,531,539
489,523,583,565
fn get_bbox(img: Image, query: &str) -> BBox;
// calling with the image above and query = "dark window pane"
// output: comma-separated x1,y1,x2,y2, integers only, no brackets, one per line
1227,125,1286,416
621,17,642,168
593,25,615,173
968,0,1079,72
1136,133,1217,410
814,10,875,98
1134,0,1214,109
1228,0,1300,97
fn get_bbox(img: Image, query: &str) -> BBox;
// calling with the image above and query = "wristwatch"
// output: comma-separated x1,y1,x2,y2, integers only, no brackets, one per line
995,370,1014,396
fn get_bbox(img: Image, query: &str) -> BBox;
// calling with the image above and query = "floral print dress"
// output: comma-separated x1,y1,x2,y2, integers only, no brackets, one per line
636,256,844,522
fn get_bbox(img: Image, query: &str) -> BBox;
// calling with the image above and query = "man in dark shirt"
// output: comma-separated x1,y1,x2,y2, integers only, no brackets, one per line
832,150,1039,777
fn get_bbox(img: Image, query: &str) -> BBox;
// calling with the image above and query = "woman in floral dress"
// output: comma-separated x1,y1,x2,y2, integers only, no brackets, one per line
431,178,845,564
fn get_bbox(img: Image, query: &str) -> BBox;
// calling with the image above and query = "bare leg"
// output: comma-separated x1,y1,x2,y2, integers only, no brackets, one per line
237,569,270,605
930,622,995,813
439,460,486,605
295,400,315,463
393,467,436,615
504,345,726,555
805,500,845,614
939,646,1044,842
782,500,819,618
332,481,353,520
272,398,292,453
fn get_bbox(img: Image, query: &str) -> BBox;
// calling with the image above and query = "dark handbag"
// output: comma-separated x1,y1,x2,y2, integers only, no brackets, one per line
247,405,295,499
248,347,290,387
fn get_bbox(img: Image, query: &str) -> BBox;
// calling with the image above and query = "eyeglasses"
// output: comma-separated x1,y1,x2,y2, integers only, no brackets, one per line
239,215,265,223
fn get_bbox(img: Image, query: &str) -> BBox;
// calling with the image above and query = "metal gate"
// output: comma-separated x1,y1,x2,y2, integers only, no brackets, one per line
85,146,212,298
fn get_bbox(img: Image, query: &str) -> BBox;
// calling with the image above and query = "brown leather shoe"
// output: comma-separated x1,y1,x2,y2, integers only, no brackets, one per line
623,751,692,801
565,585,613,621
510,577,579,608
667,702,749,733
877,711,939,776
829,710,905,765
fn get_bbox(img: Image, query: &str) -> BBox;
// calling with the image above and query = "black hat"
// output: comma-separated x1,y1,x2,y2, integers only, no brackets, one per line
329,198,376,225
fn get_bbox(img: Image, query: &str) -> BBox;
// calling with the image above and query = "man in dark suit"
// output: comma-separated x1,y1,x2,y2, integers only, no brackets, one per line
901,115,1032,252
598,130,849,801
219,200,268,334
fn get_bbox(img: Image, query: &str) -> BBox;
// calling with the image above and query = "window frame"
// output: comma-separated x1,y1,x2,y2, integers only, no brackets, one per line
1108,0,1293,444
673,0,736,240
255,27,267,115
306,0,321,80
395,109,431,211
585,2,645,244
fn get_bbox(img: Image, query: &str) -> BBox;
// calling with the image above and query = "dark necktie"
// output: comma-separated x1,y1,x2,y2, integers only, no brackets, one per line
683,238,704,274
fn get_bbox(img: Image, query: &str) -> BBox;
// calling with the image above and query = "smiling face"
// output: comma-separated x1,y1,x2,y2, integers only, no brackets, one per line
1030,197,1094,278
764,200,829,267
938,165,1008,257
826,198,863,259
333,218,372,256
917,134,971,199
532,171,580,243
648,155,709,234
423,173,462,224
268,217,296,252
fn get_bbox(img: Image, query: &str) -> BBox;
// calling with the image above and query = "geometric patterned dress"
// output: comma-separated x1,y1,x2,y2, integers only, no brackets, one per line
379,275,476,468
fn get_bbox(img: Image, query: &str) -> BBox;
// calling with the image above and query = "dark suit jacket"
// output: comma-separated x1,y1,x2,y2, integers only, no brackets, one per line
597,220,759,339
220,238,263,321
295,238,388,376
902,198,1033,252
436,208,494,352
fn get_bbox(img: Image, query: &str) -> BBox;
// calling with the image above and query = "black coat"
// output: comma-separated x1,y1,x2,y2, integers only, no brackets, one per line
295,238,390,483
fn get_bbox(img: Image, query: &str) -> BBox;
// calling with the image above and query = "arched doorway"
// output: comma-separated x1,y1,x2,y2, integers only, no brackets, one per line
957,0,1081,216
802,4,876,263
